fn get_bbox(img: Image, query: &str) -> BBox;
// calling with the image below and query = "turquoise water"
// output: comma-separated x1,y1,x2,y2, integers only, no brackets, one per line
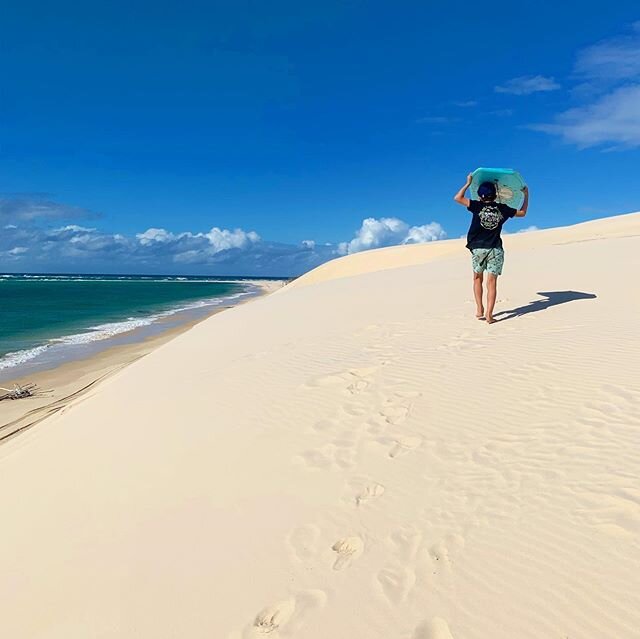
0,273,263,374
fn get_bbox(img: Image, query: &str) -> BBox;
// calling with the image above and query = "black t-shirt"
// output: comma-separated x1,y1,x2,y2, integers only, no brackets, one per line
466,199,517,250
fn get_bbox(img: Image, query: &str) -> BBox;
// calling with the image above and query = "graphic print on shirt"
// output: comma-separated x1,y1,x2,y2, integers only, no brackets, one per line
478,205,504,230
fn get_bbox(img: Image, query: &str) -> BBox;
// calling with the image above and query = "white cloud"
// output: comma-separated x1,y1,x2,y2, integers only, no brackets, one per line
338,217,446,255
136,226,260,254
531,84,640,149
136,228,177,245
0,223,289,275
55,225,96,233
532,23,640,149
205,227,260,252
404,223,447,243
0,195,95,222
575,24,640,84
495,75,561,95
0,215,447,276
518,225,539,233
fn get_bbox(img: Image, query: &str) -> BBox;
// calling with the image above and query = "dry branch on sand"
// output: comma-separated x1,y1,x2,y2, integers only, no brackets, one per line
0,383,40,401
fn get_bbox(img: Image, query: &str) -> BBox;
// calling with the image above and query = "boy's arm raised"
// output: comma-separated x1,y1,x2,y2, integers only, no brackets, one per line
515,185,529,217
453,173,473,208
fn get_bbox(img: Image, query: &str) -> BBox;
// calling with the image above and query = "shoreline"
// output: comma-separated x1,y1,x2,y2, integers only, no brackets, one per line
0,279,284,440
0,277,287,383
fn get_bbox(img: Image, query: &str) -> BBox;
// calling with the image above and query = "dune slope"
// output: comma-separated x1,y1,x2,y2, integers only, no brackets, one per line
1,213,639,638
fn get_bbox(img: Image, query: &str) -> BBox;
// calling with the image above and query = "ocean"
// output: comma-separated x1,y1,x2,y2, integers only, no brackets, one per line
0,273,276,380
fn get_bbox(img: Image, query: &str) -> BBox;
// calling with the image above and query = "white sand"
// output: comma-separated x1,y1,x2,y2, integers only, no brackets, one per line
1,213,639,638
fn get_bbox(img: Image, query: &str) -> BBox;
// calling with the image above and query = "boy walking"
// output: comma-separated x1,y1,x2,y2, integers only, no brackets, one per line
454,173,529,323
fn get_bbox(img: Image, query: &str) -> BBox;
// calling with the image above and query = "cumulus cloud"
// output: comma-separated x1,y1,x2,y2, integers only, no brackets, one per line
206,227,260,252
0,194,95,222
337,217,446,255
136,228,177,245
532,23,640,149
136,226,260,255
0,214,447,276
495,75,560,95
0,222,280,275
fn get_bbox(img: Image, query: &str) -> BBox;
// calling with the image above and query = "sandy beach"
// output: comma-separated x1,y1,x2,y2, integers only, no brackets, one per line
1,213,639,638
0,279,283,444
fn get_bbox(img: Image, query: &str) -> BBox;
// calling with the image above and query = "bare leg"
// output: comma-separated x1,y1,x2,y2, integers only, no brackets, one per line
473,272,484,318
486,273,497,323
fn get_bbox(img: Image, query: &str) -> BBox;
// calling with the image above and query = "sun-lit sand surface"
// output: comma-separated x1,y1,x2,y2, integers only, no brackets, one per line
1,213,639,638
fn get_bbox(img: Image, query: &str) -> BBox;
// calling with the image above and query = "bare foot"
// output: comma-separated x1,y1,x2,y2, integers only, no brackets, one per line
476,308,485,319
486,316,496,324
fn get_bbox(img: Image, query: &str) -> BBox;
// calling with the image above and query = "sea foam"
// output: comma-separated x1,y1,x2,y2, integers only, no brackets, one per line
0,288,254,372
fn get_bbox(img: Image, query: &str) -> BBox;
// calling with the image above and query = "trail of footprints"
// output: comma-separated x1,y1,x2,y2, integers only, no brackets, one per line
247,591,454,638
237,342,640,636
296,364,424,470
239,364,460,637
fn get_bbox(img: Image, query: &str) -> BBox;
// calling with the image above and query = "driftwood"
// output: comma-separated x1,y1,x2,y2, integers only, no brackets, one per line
0,383,40,402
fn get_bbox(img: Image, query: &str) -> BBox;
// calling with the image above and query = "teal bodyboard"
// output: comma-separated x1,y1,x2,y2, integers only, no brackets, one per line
470,167,526,210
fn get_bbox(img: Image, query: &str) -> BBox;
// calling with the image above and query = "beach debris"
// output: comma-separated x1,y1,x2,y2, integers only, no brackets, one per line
0,383,39,401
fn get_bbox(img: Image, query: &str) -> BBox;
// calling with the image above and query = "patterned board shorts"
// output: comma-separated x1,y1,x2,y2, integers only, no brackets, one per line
471,248,505,276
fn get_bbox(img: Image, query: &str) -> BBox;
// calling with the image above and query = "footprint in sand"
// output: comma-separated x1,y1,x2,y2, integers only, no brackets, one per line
389,527,423,561
248,590,326,637
389,436,422,458
347,378,370,395
375,527,424,605
295,448,334,470
253,599,296,634
380,402,411,426
413,617,455,639
295,442,358,471
331,536,364,570
333,447,357,469
377,565,416,604
355,482,385,506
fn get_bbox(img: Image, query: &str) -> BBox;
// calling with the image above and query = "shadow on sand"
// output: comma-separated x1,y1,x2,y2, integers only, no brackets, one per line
495,290,597,321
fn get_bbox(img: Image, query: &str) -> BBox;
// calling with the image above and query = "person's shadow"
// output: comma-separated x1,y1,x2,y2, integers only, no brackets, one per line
494,291,597,321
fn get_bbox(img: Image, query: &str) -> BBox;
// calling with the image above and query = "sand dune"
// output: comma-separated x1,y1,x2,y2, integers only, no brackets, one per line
1,213,639,638
289,211,640,288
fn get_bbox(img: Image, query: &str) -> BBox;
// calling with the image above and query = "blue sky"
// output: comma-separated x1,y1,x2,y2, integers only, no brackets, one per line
1,1,639,275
